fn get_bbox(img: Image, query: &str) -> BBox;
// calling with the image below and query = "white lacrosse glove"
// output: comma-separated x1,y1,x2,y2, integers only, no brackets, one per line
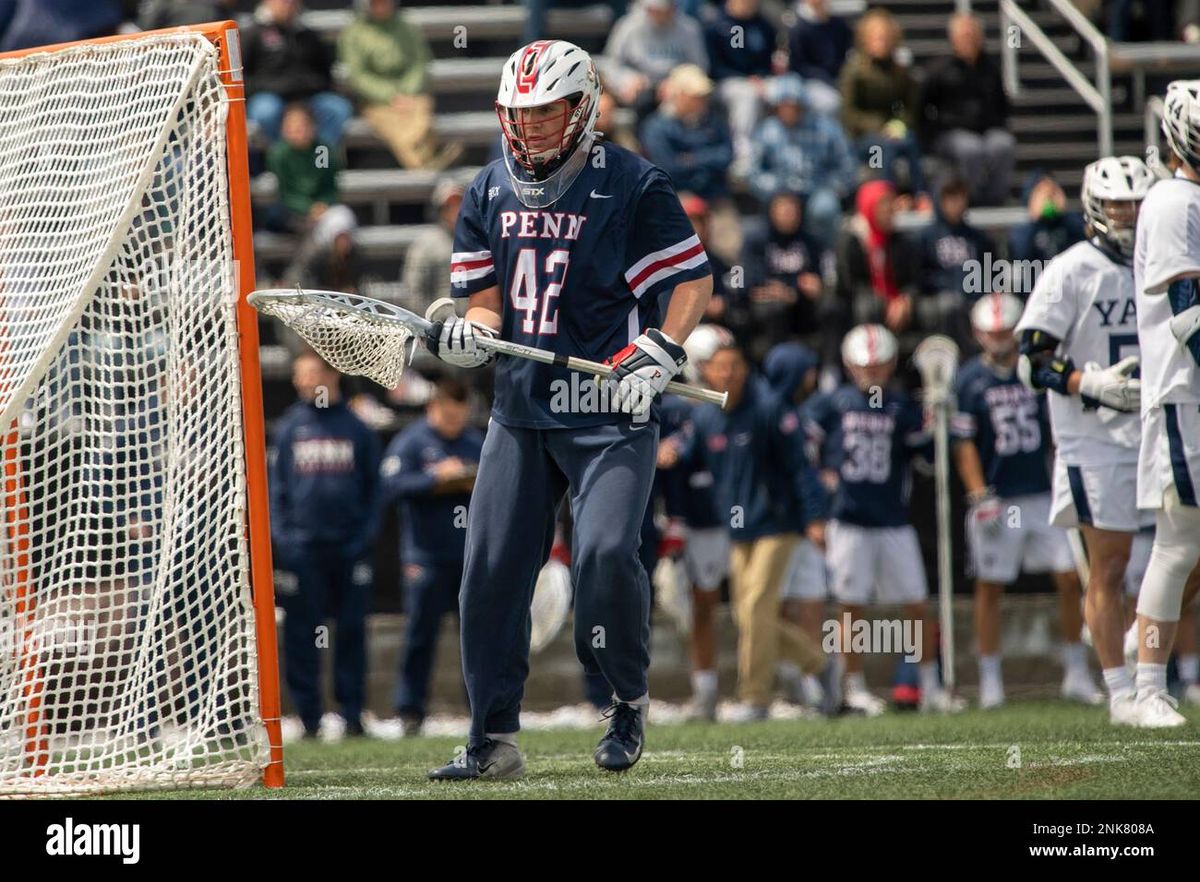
1078,356,1140,413
600,329,688,416
967,488,1003,536
434,317,496,369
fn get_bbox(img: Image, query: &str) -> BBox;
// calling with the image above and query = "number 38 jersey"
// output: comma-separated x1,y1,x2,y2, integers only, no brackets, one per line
1013,239,1140,465
802,384,930,528
952,356,1052,498
449,140,711,429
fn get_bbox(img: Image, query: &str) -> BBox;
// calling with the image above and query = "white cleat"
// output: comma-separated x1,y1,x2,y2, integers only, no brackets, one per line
1184,683,1200,706
978,679,1005,710
920,688,966,714
1109,693,1141,726
844,689,887,717
1131,690,1187,728
723,702,771,724
1061,669,1105,706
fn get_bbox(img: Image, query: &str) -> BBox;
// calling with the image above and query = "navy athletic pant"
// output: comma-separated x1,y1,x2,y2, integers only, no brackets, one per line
395,561,462,720
460,418,658,744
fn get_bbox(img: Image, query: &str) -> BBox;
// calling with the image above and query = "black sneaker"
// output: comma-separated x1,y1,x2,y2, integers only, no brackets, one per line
427,738,526,781
344,718,366,738
594,701,645,772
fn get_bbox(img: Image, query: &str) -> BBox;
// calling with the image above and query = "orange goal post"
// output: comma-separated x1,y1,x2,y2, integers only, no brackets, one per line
0,21,283,796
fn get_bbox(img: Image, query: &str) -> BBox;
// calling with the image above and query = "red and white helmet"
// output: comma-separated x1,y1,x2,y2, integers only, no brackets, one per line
970,292,1023,358
681,323,735,383
842,323,897,388
1081,155,1154,257
1162,79,1200,174
496,40,601,208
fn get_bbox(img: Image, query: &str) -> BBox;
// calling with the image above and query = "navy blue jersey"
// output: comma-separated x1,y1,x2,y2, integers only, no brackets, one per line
658,393,721,529
952,356,1052,497
269,400,382,552
449,141,711,429
380,417,486,565
802,384,929,528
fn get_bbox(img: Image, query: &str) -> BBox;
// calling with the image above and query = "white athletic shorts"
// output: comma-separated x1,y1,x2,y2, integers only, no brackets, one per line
1050,456,1147,533
967,492,1074,584
683,526,731,592
1137,402,1200,511
825,520,927,605
779,537,828,601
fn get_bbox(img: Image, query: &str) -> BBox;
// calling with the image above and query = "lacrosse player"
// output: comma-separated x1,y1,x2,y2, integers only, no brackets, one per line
1014,155,1152,725
1127,81,1200,726
804,324,964,714
425,40,712,779
953,293,1098,709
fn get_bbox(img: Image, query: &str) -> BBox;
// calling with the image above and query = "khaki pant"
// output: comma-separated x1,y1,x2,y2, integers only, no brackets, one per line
363,97,440,170
730,533,827,705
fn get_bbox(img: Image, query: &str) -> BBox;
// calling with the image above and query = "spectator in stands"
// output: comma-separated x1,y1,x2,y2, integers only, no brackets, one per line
1007,170,1086,281
264,103,358,247
1105,0,1172,41
916,173,994,345
839,8,928,201
0,0,124,52
703,0,776,177
243,0,352,149
339,0,464,172
640,64,732,203
380,377,483,737
137,0,235,29
918,13,1015,207
787,0,854,117
524,0,628,45
680,193,749,338
835,178,919,336
600,0,708,117
748,74,855,250
741,191,826,358
402,177,463,317
283,205,362,296
270,350,381,739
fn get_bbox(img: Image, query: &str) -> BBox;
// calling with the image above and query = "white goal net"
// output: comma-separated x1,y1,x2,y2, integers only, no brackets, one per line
0,30,271,796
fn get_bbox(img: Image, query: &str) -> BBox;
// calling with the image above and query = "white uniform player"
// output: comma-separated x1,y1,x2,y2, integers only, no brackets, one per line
1015,155,1152,724
1126,80,1200,727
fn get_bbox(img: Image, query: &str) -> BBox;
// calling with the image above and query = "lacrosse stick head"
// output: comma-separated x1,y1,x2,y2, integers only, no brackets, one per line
912,334,960,405
530,559,573,653
248,288,431,389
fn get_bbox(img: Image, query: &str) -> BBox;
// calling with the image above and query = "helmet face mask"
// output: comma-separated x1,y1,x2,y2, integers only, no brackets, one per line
497,95,588,173
1081,155,1153,258
845,359,896,391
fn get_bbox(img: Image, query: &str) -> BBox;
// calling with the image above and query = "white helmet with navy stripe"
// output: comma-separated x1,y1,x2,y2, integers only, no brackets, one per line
1081,155,1154,257
1162,79,1200,174
496,40,602,209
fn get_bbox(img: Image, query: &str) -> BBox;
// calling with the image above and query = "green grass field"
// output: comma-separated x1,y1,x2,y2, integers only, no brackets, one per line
128,701,1200,800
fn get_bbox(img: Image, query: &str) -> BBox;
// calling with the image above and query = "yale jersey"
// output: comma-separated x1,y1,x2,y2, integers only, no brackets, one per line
1134,173,1200,408
952,356,1052,498
449,141,711,429
803,385,929,528
1014,239,1140,463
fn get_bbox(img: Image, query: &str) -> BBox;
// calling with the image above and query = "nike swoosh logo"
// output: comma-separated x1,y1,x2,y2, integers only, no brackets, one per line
590,190,613,199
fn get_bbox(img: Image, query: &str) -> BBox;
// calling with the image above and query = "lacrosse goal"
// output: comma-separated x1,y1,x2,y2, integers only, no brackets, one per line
0,22,282,795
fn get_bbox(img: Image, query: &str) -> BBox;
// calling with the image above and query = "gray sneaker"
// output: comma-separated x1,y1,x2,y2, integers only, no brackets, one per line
428,738,526,781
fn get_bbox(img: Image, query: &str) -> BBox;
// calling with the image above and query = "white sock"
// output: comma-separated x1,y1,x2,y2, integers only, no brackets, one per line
620,691,650,708
979,654,1002,687
486,732,518,747
1135,662,1168,696
1178,654,1200,685
1061,642,1087,675
691,669,718,699
918,662,941,694
1102,666,1134,701
845,671,867,695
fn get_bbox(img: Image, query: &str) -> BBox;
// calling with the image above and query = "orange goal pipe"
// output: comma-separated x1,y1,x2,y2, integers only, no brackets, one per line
214,20,285,789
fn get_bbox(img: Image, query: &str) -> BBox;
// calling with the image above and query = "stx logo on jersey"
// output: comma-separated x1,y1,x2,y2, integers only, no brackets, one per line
499,210,587,240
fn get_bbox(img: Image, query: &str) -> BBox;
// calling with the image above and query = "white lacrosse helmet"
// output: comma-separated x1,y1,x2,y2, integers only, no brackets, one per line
970,292,1023,358
496,40,601,208
681,323,735,383
1081,155,1154,257
842,323,898,389
1162,79,1200,174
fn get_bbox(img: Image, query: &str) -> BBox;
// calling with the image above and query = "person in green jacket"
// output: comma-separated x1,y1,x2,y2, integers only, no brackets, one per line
338,0,463,170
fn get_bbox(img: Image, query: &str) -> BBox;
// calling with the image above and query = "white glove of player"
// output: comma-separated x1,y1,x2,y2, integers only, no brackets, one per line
1169,303,1200,356
967,489,1003,536
434,317,496,369
1078,356,1140,413
600,329,687,416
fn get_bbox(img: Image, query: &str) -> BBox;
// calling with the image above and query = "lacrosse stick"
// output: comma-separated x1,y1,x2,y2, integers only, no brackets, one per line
247,288,729,407
913,334,960,691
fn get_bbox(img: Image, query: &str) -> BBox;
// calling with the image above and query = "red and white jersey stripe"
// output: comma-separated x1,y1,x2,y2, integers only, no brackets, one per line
623,234,707,299
450,250,495,287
